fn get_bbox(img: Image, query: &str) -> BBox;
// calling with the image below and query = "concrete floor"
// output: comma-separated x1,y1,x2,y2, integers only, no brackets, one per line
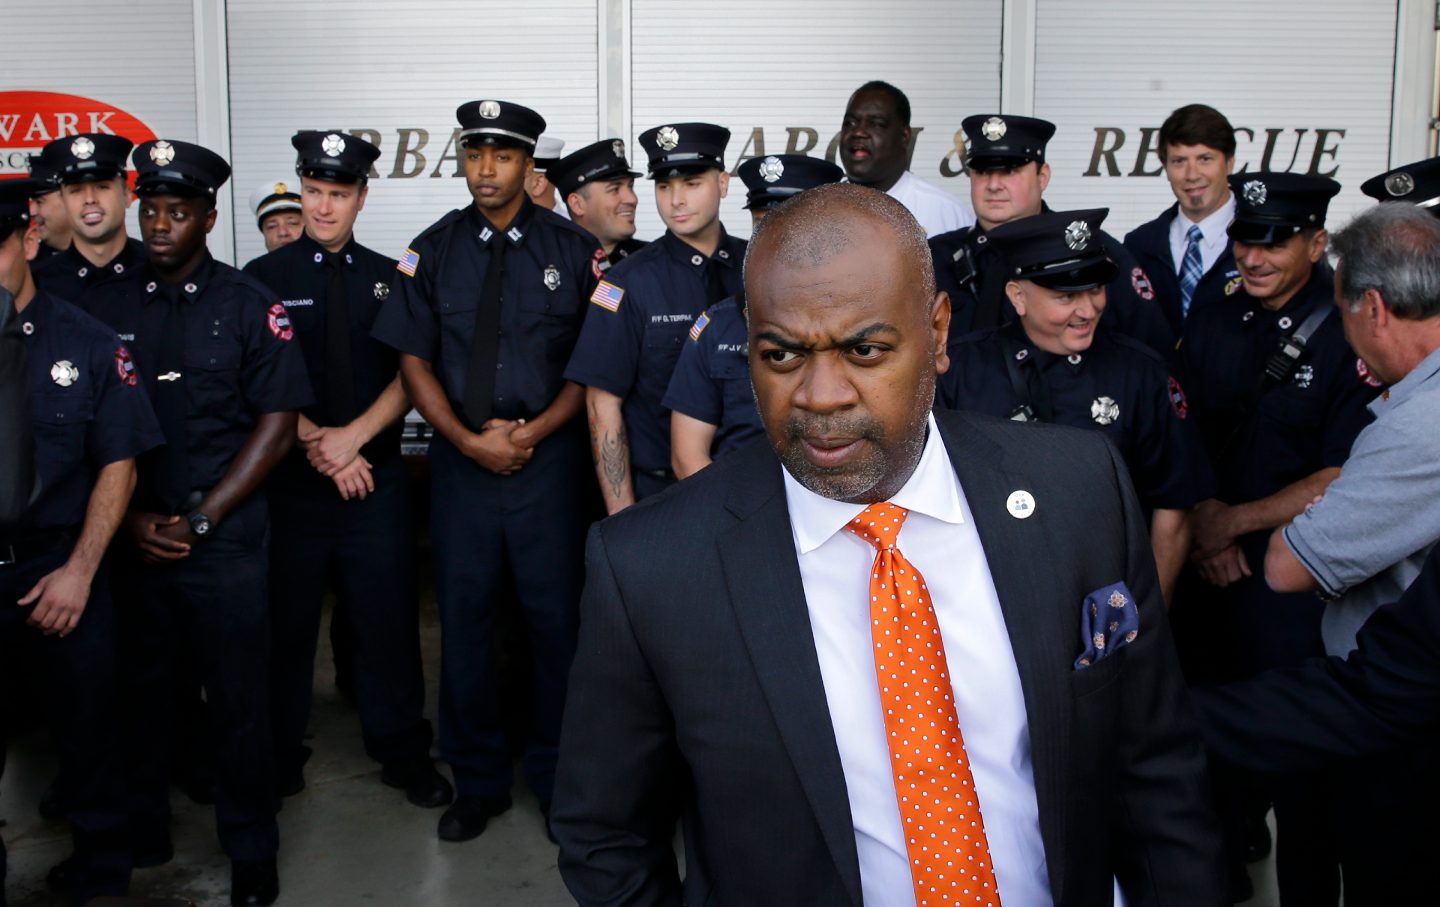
2,598,1283,907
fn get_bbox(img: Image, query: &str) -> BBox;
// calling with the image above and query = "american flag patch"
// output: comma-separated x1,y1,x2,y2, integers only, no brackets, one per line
688,312,710,341
397,248,420,277
590,280,624,312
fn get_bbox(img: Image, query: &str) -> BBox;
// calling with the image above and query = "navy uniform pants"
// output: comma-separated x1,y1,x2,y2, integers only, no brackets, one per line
428,419,593,805
1,543,131,904
122,496,279,860
268,456,431,779
1175,530,1336,904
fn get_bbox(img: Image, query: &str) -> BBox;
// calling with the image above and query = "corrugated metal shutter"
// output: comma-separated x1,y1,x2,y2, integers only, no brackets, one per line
226,0,600,267
1033,0,1398,236
0,0,198,237
629,0,1002,241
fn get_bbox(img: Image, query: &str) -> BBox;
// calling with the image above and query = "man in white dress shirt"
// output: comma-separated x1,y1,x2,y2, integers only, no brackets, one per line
838,80,974,237
551,183,1224,906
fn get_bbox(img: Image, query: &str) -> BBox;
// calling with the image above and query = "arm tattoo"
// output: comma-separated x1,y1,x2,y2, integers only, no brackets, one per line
600,428,629,499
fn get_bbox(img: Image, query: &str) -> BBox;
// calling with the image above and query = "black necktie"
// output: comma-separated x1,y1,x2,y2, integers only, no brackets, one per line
153,288,191,513
705,257,729,305
0,288,35,528
324,254,358,425
462,233,507,430
973,252,1009,330
1022,350,1058,423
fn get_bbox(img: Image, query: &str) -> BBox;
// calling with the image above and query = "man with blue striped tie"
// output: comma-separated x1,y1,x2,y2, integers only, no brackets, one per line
1125,105,1243,343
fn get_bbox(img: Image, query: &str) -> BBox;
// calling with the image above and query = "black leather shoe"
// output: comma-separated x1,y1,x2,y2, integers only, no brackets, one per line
382,758,454,808
231,858,279,906
38,782,66,820
132,831,174,869
437,795,512,842
539,801,558,845
44,856,79,898
276,744,312,798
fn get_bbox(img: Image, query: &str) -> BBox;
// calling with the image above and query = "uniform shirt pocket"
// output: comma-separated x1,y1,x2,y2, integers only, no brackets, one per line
32,391,96,480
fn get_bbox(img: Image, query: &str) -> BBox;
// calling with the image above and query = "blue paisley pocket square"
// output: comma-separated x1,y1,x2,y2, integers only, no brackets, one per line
1074,581,1140,669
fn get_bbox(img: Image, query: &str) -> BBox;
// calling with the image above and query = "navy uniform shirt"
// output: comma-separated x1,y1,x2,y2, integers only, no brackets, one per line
1179,265,1379,506
20,289,163,531
32,237,148,327
661,294,763,460
372,199,604,425
1124,203,1243,341
565,229,747,474
97,255,314,507
599,237,648,276
245,232,402,494
940,322,1215,511
32,241,66,264
930,222,1175,359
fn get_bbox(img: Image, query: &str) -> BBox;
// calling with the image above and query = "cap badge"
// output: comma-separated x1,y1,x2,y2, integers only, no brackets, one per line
612,139,626,159
1385,172,1416,197
544,265,561,291
1242,180,1268,206
1064,220,1092,251
374,281,390,300
759,156,785,183
1091,396,1120,426
322,133,346,157
71,137,95,161
981,117,1007,141
656,126,680,152
274,181,289,195
479,100,501,119
149,141,175,166
50,360,79,388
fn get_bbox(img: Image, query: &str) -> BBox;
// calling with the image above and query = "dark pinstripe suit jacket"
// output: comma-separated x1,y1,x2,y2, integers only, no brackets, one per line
552,409,1225,907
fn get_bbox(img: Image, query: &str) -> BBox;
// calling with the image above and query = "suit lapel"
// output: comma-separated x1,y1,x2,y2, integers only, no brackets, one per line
935,412,1074,902
716,445,864,907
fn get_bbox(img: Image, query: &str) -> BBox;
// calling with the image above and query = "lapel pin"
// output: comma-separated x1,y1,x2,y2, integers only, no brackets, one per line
1006,490,1036,519
158,371,182,382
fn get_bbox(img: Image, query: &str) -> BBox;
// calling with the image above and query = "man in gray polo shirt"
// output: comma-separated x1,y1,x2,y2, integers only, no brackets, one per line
1265,202,1440,652
1258,200,1440,905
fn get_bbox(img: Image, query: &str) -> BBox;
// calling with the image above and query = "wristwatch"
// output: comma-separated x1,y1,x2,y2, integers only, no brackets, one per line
187,510,214,538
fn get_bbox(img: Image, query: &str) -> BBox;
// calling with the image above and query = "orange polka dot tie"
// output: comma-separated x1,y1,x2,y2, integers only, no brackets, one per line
847,502,1002,907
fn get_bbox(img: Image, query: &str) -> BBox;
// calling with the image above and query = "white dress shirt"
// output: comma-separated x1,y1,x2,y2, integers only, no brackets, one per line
782,413,1051,907
1167,194,1235,276
886,170,976,238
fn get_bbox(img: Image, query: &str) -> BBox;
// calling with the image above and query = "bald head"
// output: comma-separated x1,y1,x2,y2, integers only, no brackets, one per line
743,182,936,309
743,182,951,504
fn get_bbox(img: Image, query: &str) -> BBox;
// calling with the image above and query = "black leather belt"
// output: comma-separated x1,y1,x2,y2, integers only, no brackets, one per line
0,528,74,566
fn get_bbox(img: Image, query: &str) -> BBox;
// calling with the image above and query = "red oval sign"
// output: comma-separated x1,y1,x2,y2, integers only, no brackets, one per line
0,90,157,186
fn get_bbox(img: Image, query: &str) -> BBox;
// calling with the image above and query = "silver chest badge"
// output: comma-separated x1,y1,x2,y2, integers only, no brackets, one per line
758,156,785,183
149,141,175,165
71,137,95,160
322,133,346,157
51,360,80,387
656,126,680,151
543,265,561,291
1242,180,1268,206
981,116,1007,141
374,281,390,300
1091,396,1120,425
478,100,501,119
1293,364,1315,389
1064,220,1092,251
